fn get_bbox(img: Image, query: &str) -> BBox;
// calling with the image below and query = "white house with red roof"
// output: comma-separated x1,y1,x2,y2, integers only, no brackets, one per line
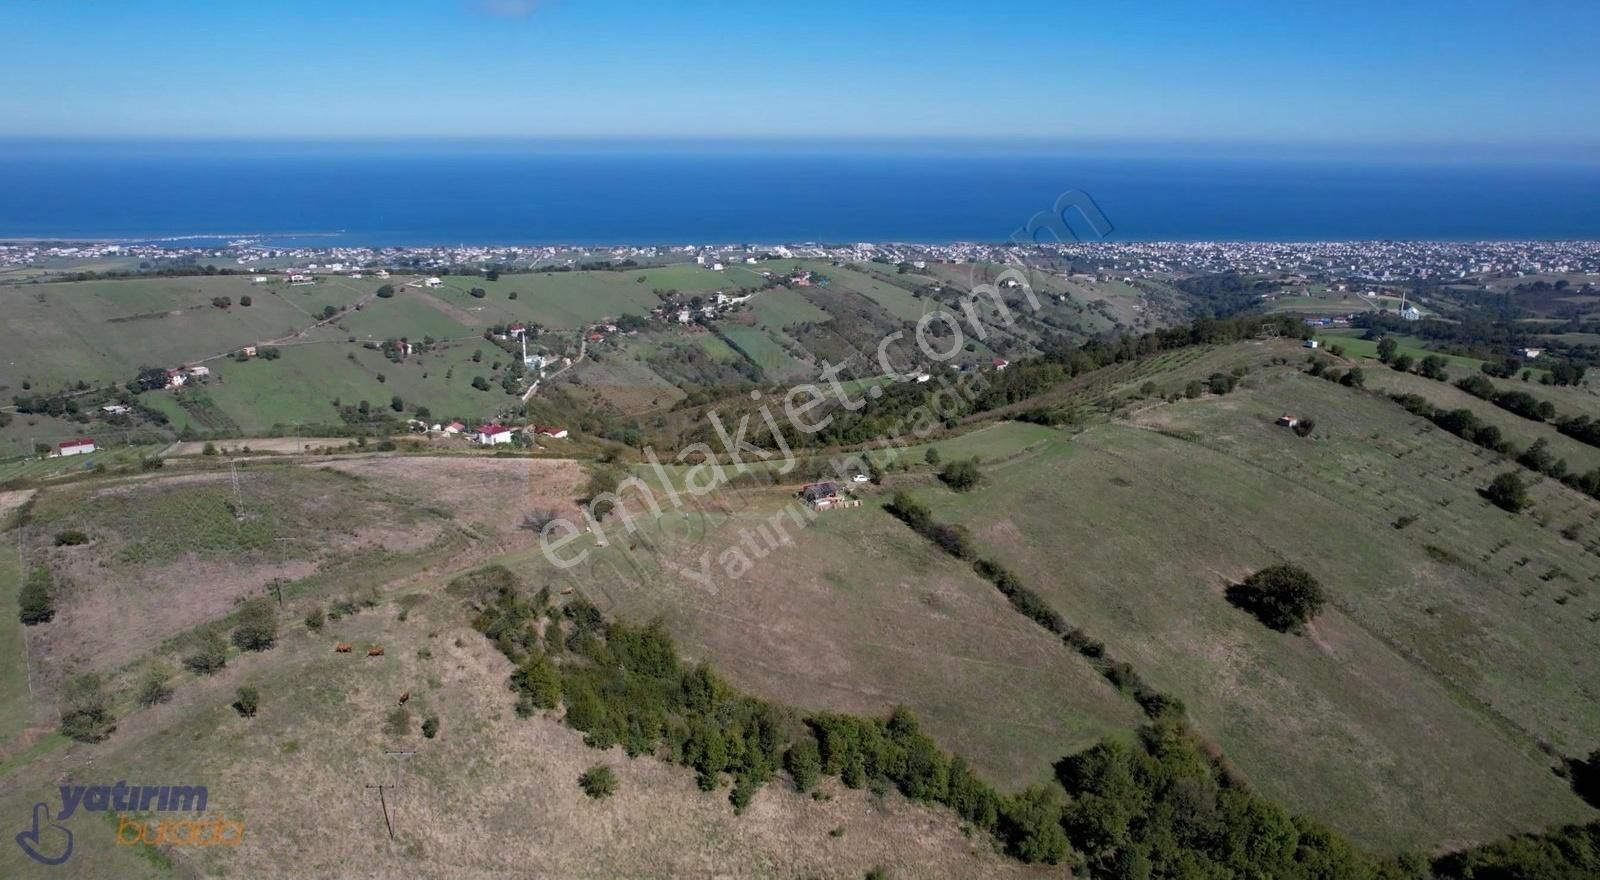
533,425,569,439
442,421,466,435
56,438,96,457
474,424,514,446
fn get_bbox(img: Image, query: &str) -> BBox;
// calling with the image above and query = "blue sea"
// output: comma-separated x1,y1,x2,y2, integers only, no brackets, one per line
1,140,1597,245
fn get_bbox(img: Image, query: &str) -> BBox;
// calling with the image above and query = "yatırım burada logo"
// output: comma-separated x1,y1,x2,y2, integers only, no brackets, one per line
16,782,241,867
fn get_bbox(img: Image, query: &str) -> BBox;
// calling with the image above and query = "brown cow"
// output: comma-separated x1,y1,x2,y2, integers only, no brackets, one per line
334,643,352,653
399,691,410,705
367,646,385,657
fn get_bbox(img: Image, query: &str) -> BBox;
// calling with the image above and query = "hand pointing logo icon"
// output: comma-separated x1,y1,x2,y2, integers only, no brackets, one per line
16,801,73,866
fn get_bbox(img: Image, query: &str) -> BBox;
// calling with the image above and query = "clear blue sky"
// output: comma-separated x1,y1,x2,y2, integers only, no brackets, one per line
2,0,1596,152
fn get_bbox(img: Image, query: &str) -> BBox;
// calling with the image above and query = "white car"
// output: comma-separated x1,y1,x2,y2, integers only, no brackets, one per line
851,473,870,483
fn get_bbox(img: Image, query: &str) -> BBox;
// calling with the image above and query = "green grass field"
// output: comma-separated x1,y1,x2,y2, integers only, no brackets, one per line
338,292,478,341
0,276,379,390
1360,366,1600,474
0,444,158,486
820,264,933,322
913,368,1599,851
495,497,1142,791
750,290,831,329
871,419,1061,469
719,325,808,379
1315,329,1497,374
169,339,523,431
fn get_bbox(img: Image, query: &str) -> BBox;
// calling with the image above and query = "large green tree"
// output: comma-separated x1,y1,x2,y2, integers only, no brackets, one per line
1228,564,1327,633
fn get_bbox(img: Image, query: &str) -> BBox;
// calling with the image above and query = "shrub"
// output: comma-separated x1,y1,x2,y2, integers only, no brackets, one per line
231,598,279,651
1207,372,1238,394
18,566,55,625
304,605,325,631
60,673,115,742
578,765,617,799
1227,564,1327,633
521,508,561,532
786,738,822,792
136,664,174,707
924,447,941,466
938,458,982,492
233,686,259,718
183,629,229,675
53,529,89,546
376,284,395,298
1292,418,1316,437
998,785,1070,864
422,716,440,739
1391,353,1414,372
202,442,218,456
1569,748,1600,808
1484,472,1529,513
1456,374,1496,399
1419,355,1449,381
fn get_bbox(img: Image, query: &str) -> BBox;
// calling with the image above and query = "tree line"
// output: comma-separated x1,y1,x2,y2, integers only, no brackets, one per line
459,564,1595,878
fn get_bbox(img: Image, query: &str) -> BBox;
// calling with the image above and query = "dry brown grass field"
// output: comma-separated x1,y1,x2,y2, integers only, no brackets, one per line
0,571,1050,880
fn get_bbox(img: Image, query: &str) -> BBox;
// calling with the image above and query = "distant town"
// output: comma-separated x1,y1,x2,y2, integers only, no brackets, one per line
5,238,1600,285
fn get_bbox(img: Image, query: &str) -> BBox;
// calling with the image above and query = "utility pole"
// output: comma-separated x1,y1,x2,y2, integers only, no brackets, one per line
363,783,396,841
365,750,416,842
267,537,294,609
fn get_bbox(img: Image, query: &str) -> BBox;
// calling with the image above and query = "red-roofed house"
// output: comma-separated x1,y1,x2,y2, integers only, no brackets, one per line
442,421,466,435
992,358,1010,371
534,425,569,439
57,438,96,457
475,424,513,446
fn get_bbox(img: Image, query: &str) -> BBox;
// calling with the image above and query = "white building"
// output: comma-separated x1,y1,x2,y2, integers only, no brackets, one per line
56,438,96,457
474,424,514,446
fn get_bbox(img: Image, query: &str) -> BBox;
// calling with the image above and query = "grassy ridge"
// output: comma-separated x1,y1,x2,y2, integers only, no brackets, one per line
914,373,1597,849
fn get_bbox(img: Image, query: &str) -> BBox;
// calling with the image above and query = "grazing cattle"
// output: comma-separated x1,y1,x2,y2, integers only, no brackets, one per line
334,643,352,653
399,691,410,704
367,646,385,657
